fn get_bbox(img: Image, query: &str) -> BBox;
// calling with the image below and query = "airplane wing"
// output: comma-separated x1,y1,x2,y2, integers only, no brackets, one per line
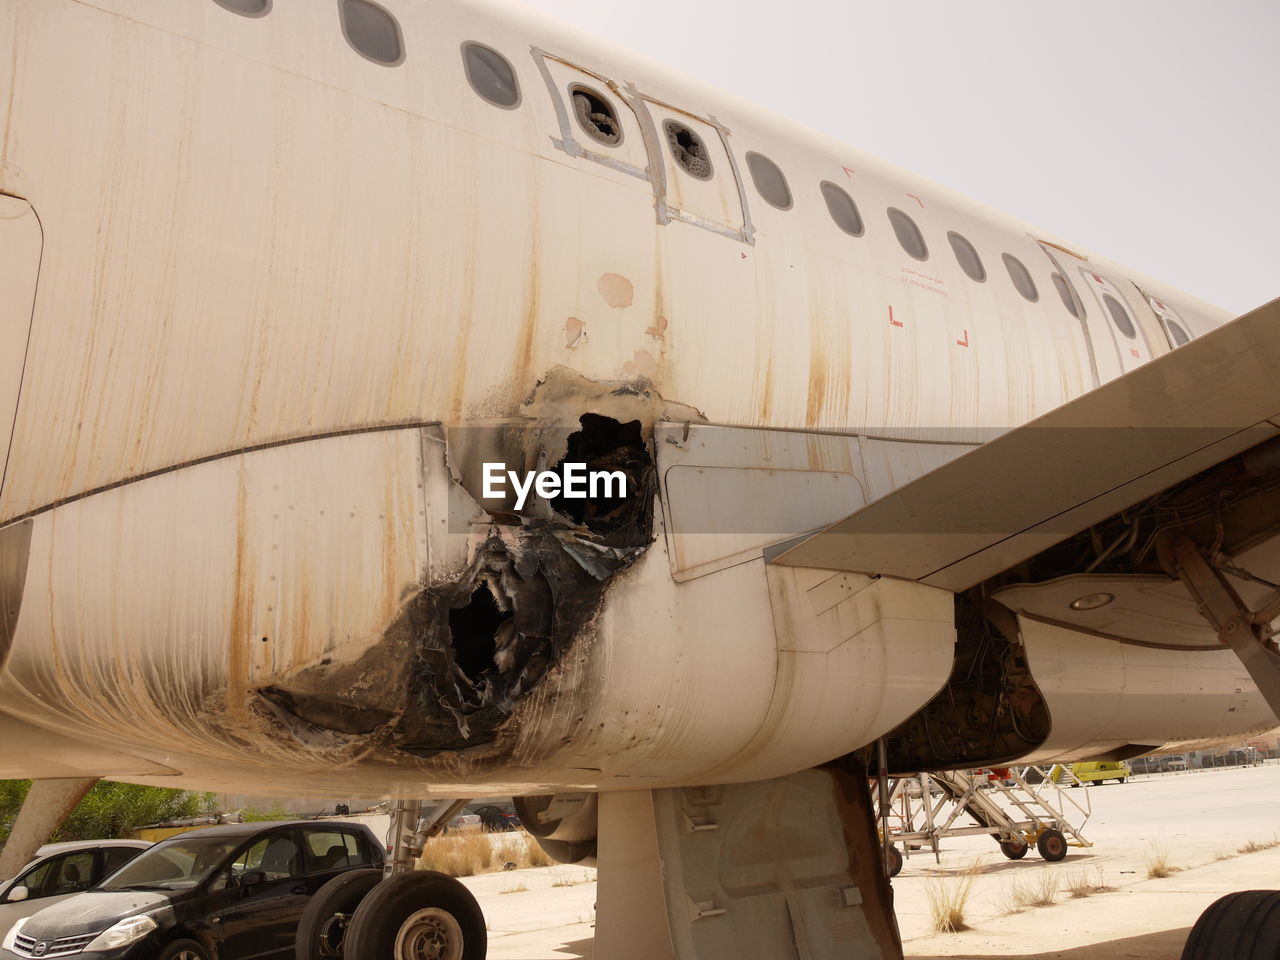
771,297,1280,593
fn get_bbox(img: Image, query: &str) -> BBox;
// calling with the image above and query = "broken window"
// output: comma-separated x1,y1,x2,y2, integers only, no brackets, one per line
664,121,713,180
462,42,520,108
571,86,622,146
887,207,927,261
746,152,792,210
820,181,864,237
947,231,985,282
1003,253,1038,302
212,0,270,15
339,0,403,66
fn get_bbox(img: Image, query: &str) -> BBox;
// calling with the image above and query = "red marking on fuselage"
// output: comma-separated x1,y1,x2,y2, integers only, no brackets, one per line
907,193,924,208
843,166,856,178
957,329,969,347
1130,348,1140,359
889,305,903,327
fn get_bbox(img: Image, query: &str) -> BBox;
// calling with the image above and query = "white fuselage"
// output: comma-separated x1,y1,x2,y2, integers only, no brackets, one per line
0,0,1266,799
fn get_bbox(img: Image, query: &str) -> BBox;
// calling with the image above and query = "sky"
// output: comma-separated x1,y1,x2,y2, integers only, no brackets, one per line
514,0,1279,314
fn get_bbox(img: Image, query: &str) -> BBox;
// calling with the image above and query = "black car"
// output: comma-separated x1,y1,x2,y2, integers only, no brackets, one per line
0,821,383,960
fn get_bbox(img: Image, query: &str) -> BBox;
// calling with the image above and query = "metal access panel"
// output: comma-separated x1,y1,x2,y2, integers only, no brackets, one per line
0,196,41,500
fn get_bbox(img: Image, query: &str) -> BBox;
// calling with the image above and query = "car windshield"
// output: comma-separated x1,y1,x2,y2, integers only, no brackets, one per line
99,836,245,891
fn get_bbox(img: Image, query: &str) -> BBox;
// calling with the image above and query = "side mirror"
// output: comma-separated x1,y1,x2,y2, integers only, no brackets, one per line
6,886,29,903
238,870,266,890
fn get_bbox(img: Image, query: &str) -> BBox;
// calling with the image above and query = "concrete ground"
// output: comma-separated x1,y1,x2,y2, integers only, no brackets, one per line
456,763,1280,959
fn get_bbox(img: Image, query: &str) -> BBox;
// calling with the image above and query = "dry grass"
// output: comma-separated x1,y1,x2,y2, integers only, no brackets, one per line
1003,870,1061,911
418,830,556,877
551,869,592,888
499,881,528,895
1237,836,1280,855
925,859,982,933
1066,867,1114,899
1145,840,1182,879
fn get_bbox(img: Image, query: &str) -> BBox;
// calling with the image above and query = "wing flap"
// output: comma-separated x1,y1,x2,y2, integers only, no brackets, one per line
772,298,1280,591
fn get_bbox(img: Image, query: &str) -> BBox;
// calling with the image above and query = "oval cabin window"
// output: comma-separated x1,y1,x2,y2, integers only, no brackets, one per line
462,43,520,108
820,182,864,236
571,86,623,146
339,0,404,66
746,153,792,210
887,208,927,261
1102,293,1136,338
664,121,713,180
947,231,985,282
1166,320,1191,347
1052,272,1082,318
1003,253,1038,302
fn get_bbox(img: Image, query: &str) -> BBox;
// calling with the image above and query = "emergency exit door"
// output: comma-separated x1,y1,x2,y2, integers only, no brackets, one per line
0,196,41,499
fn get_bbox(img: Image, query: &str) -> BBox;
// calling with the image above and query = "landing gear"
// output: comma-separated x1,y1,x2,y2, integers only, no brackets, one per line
343,873,486,960
1037,828,1068,862
1182,890,1280,959
295,868,383,959
999,839,1029,860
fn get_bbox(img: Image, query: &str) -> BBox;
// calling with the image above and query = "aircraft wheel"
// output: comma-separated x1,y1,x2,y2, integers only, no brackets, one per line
1037,829,1068,862
296,868,383,959
1181,890,1280,959
999,840,1029,860
883,844,903,878
343,871,486,960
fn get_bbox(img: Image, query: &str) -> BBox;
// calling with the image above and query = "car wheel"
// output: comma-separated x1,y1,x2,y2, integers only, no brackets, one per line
343,871,485,960
159,939,209,960
297,868,383,960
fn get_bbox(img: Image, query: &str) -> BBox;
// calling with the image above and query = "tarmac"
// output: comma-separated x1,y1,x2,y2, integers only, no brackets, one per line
455,762,1280,959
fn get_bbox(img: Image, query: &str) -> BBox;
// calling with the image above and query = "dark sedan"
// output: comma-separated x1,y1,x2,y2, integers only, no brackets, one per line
0,821,383,960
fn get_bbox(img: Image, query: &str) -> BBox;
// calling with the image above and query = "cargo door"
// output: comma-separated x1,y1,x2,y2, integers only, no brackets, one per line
0,196,41,500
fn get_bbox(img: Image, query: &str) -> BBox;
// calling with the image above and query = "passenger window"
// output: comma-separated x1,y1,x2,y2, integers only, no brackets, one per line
571,86,622,146
746,153,792,210
887,208,927,261
947,231,985,281
1052,272,1083,318
212,0,270,14
462,43,519,108
339,0,404,66
820,181,864,236
304,830,360,871
233,835,302,881
101,847,142,879
664,121,713,180
1102,293,1136,338
1003,253,1038,302
1166,321,1190,346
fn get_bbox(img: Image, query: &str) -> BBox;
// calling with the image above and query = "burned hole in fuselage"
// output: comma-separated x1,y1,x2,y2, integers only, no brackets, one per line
548,413,655,547
448,583,509,686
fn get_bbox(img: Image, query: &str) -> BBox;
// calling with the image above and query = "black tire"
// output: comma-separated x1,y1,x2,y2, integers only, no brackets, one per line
159,939,209,960
883,844,903,878
1118,777,1127,784
344,871,486,960
1037,828,1068,862
296,868,383,960
999,840,1029,860
1181,890,1280,959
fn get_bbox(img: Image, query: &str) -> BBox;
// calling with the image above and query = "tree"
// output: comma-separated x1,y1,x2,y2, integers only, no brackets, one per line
0,780,215,846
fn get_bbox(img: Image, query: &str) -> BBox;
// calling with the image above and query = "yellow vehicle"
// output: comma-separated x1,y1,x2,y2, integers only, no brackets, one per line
1055,761,1132,785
